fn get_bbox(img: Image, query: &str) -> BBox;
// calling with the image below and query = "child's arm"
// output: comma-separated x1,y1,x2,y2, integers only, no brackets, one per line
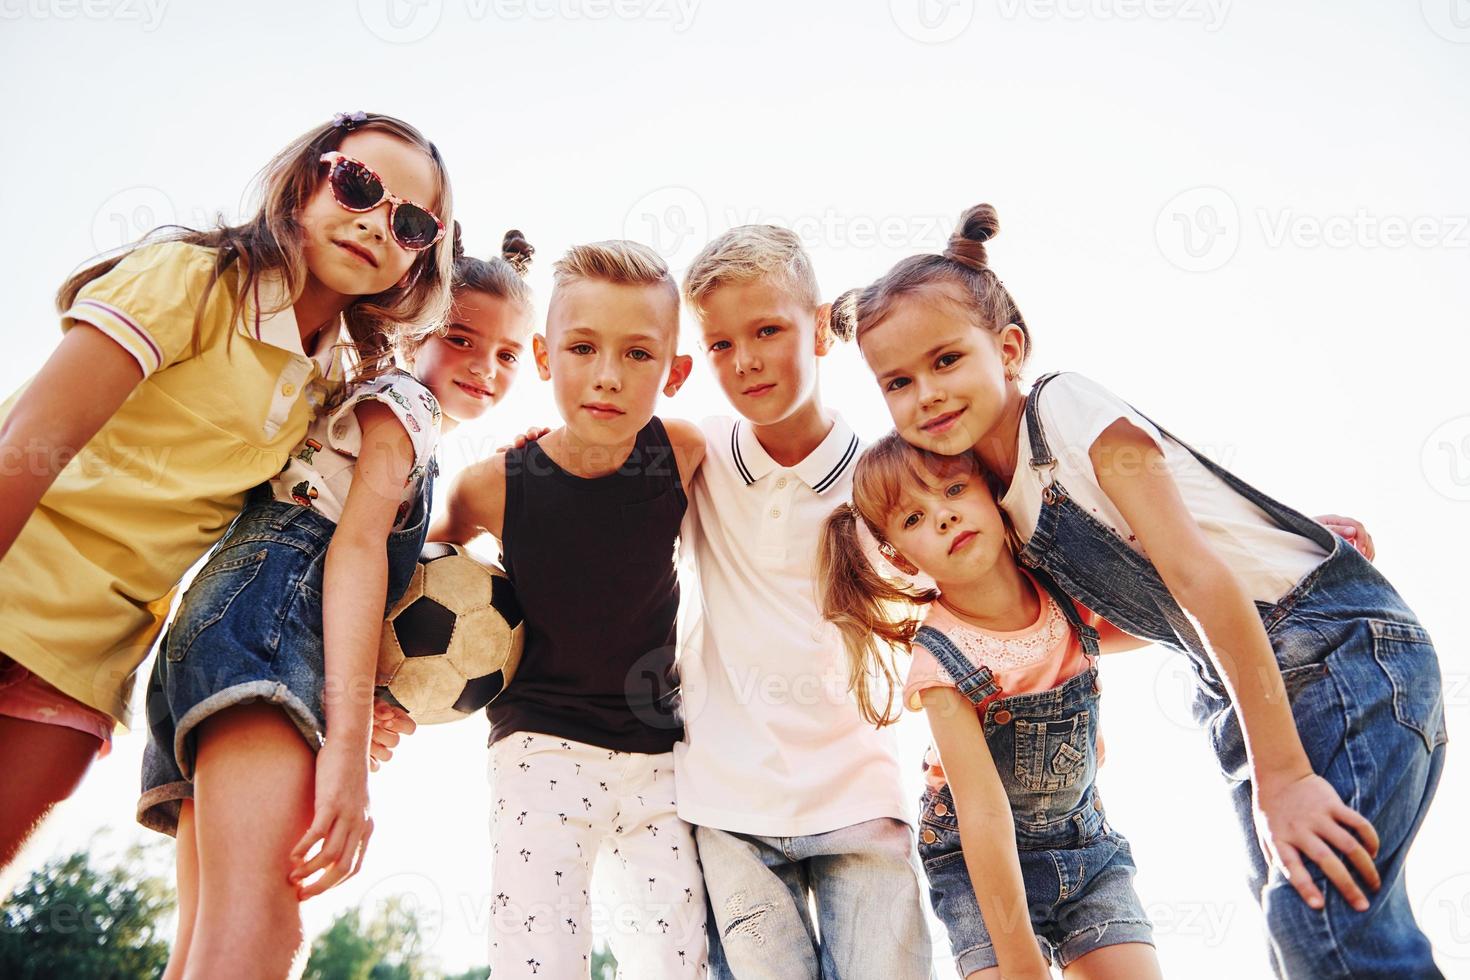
0,326,143,561
374,453,507,762
428,453,508,544
921,686,1052,980
1090,418,1380,912
1090,613,1152,654
662,418,706,495
290,401,415,899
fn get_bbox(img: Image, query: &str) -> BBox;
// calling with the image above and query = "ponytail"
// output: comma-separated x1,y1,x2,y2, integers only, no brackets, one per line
817,502,937,727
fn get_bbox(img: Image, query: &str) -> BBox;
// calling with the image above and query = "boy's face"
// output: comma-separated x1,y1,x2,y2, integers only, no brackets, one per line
535,279,690,446
696,278,833,428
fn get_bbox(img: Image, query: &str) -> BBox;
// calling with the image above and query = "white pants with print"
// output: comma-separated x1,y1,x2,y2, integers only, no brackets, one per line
488,732,708,978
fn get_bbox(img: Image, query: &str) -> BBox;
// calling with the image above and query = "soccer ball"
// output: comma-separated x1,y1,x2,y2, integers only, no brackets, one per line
377,542,525,724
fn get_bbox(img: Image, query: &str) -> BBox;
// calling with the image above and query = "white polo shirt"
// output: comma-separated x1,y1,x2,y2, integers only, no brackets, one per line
673,414,909,838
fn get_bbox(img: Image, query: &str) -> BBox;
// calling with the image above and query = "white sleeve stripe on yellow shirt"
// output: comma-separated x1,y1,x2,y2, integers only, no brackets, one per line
67,299,164,376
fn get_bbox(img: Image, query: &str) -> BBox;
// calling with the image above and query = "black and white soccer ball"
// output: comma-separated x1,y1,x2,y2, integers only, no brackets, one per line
376,542,524,725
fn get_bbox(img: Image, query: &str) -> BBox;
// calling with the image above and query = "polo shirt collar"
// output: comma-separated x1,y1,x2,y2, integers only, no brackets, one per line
731,413,860,495
240,269,344,374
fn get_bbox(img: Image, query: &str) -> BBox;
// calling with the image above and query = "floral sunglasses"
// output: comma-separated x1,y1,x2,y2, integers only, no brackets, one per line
319,151,445,252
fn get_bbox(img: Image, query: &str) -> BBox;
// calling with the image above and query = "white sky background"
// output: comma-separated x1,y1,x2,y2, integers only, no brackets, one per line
3,1,1469,976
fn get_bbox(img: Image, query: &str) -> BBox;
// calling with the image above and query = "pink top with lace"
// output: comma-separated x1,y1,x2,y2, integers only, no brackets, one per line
904,571,1102,791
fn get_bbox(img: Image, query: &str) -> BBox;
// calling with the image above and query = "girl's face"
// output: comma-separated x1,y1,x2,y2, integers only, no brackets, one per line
881,463,1011,588
413,290,532,425
859,282,1019,457
299,129,441,299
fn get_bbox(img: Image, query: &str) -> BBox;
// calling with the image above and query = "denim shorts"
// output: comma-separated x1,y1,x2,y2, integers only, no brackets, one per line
137,488,427,836
917,783,1154,973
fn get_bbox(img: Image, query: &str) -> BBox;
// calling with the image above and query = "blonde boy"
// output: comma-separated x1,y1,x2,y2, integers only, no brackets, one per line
435,241,710,978
677,226,933,979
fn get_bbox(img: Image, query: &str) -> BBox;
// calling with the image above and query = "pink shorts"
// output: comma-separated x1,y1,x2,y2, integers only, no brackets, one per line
0,656,113,757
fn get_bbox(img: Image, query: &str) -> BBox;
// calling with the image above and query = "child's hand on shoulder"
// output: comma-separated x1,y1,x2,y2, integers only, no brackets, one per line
495,425,552,453
289,739,374,899
1313,513,1375,561
662,418,707,493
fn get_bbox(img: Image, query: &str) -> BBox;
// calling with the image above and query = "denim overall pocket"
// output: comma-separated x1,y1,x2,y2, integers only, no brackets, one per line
1013,710,1091,793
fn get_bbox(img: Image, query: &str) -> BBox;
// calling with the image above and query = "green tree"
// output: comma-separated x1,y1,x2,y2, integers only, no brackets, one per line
0,844,176,980
304,894,433,980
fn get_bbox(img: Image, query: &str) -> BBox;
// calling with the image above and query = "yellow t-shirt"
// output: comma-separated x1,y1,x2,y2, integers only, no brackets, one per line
0,241,343,726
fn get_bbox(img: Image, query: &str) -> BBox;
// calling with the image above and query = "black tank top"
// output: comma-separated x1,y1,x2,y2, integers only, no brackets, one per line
491,417,687,754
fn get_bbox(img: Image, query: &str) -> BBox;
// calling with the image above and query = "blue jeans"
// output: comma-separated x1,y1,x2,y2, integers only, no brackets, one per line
913,599,1153,974
1226,572,1447,978
138,480,431,836
1014,372,1448,978
696,818,934,979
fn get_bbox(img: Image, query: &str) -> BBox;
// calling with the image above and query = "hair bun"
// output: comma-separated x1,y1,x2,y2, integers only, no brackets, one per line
944,203,999,273
828,288,860,342
451,220,466,261
501,229,534,275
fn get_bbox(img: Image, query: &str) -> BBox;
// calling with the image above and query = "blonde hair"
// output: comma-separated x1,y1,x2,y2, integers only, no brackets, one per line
682,224,821,312
552,239,677,301
57,113,455,384
819,431,1003,727
829,203,1030,367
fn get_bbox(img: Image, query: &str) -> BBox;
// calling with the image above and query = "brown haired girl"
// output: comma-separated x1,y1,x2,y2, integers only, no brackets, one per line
820,431,1162,979
0,112,455,905
842,202,1445,978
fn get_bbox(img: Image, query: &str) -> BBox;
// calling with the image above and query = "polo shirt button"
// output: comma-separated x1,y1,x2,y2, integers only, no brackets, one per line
993,709,1013,725
771,508,781,519
281,383,296,397
933,802,949,817
776,477,787,489
920,828,937,845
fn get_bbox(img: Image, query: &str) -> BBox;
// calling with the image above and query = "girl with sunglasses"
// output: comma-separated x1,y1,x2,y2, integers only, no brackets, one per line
0,112,452,888
136,223,535,978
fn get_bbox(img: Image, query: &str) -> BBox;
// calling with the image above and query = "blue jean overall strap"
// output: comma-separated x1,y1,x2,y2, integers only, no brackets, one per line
914,571,1106,847
1015,371,1339,724
1012,372,1446,979
913,625,1003,711
383,462,435,610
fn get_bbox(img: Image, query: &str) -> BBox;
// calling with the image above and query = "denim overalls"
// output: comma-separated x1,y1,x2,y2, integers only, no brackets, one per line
1013,372,1447,978
138,468,434,837
916,568,1154,974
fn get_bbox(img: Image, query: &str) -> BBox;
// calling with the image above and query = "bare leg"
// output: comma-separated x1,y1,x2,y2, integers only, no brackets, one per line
1063,942,1162,980
180,702,316,980
0,715,100,870
161,800,201,980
